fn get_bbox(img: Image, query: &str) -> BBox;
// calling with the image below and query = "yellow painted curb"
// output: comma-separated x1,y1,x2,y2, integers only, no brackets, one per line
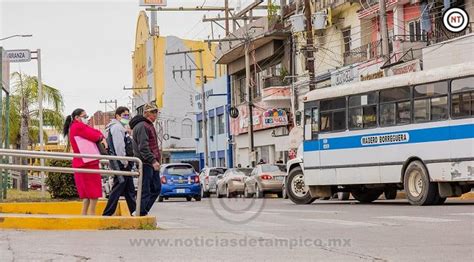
0,201,130,216
0,214,156,230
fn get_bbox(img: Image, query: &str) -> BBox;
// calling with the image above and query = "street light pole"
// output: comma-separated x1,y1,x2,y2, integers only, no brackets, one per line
0,34,33,42
36,49,46,194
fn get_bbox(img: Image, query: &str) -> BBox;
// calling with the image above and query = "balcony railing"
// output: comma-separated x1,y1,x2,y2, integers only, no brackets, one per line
430,20,473,45
263,76,290,89
343,40,382,65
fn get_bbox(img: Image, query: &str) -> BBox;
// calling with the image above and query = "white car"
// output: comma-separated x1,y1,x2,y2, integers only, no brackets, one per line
199,167,227,198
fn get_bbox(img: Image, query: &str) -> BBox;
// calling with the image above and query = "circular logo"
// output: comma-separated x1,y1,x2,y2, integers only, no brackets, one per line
443,7,469,33
209,196,266,225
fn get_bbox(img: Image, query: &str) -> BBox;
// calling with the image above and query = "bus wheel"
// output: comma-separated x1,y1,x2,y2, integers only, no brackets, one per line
352,188,382,203
403,160,438,206
287,167,316,205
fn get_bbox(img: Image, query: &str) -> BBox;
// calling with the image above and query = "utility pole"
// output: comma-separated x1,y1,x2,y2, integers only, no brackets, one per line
225,0,230,36
379,0,390,61
303,0,316,91
166,49,210,168
245,41,256,168
99,100,117,127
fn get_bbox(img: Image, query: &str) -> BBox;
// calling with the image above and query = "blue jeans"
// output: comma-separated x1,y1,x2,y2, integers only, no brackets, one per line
140,164,161,216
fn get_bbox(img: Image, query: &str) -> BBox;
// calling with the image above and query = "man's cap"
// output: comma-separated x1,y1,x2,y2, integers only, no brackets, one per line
144,103,159,112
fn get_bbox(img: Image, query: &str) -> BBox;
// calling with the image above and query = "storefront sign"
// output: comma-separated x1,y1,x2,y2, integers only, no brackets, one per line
361,71,384,81
139,0,167,6
331,64,359,86
388,59,420,76
263,109,288,127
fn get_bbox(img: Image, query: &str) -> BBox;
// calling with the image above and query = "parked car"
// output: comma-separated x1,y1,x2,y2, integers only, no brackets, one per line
158,163,201,202
199,167,227,198
216,168,253,198
244,164,286,198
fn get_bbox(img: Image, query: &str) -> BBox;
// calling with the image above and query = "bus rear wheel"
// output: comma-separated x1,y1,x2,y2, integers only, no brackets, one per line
403,160,439,206
287,167,316,205
352,188,382,203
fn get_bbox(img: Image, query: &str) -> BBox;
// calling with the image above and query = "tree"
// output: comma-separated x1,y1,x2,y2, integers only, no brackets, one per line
1,72,64,191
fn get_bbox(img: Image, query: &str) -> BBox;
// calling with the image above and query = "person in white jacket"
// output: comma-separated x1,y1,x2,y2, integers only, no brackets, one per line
103,107,136,216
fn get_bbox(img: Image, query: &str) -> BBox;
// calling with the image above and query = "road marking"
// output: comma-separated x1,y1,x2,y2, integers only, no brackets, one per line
246,221,285,227
158,222,198,229
264,209,346,214
377,216,459,222
449,213,474,216
299,218,380,227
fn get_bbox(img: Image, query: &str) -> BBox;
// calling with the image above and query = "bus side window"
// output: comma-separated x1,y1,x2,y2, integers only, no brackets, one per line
304,108,312,140
451,76,474,118
311,107,319,139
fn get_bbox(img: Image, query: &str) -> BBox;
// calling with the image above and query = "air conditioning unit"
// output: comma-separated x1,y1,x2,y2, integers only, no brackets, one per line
289,13,306,33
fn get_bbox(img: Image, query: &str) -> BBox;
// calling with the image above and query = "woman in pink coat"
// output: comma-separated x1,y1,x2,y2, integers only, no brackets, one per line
63,108,106,215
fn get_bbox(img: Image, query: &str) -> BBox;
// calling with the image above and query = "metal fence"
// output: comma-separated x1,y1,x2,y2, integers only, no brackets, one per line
0,149,144,216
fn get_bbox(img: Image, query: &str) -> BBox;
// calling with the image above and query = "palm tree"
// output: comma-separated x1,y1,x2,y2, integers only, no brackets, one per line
1,72,64,191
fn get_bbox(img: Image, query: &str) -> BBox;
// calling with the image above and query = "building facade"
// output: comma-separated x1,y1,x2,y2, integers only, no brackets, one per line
194,76,233,170
132,11,224,168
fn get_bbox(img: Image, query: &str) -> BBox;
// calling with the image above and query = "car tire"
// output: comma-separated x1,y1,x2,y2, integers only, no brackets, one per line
201,186,207,198
226,185,232,198
216,186,223,198
337,192,350,201
384,189,397,200
186,196,192,202
404,160,439,206
194,196,202,202
244,185,253,198
287,167,316,205
352,188,382,203
158,196,164,202
255,184,264,199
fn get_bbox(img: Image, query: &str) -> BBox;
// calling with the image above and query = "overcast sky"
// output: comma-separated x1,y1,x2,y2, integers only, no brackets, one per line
1,0,257,116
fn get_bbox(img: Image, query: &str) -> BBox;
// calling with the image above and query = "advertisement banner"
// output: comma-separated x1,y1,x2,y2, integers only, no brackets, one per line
231,102,289,135
146,38,155,102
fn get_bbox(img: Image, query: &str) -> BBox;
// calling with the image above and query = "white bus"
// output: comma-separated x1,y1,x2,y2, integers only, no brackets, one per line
286,63,474,206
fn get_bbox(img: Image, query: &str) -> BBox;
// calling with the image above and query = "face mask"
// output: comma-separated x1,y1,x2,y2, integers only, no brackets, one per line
80,117,89,124
120,118,130,126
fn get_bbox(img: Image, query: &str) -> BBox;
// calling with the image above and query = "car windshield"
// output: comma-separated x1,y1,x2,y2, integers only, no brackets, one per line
261,165,281,173
209,168,227,176
165,166,195,176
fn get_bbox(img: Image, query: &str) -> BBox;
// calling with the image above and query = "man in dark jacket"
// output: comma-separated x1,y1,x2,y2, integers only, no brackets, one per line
129,104,161,216
103,106,136,216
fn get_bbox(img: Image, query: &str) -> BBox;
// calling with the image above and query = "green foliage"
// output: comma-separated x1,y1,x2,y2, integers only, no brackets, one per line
1,72,65,147
267,0,280,25
45,159,79,199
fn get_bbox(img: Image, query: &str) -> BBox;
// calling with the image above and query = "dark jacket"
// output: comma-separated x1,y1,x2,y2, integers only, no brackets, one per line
130,115,161,165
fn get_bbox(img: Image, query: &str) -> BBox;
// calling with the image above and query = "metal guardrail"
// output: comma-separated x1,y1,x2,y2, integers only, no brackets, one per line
0,149,144,216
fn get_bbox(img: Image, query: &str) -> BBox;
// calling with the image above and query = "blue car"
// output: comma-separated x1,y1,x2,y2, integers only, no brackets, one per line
158,163,202,202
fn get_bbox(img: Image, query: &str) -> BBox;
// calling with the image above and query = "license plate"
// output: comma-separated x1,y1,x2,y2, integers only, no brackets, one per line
176,189,186,193
275,176,284,181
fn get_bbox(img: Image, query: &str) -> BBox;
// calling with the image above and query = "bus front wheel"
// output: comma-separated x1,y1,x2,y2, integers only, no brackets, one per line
287,167,316,205
403,160,439,206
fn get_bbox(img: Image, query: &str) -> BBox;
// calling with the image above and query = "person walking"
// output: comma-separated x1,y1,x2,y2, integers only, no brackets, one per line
63,108,105,216
129,104,162,216
103,107,136,216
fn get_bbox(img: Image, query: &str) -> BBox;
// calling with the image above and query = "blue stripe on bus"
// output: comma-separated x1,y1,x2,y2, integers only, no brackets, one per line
304,123,474,152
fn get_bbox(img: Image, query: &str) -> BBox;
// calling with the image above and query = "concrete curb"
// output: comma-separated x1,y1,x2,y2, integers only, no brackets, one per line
0,201,130,216
0,214,156,230
0,201,155,230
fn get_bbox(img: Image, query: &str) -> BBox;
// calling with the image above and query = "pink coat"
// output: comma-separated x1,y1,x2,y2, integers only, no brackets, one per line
69,120,104,199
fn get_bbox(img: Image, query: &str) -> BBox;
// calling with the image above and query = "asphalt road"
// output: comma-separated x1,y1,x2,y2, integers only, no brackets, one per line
1,197,473,261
